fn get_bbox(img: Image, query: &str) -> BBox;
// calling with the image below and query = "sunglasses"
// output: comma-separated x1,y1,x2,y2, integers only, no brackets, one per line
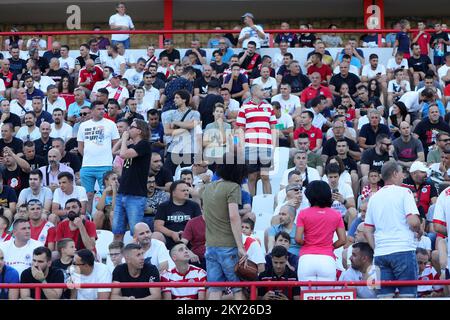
80,112,90,116
440,139,450,142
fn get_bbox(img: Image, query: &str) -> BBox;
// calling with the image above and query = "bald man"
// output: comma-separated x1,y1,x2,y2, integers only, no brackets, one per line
133,222,172,272
39,148,74,192
78,59,104,97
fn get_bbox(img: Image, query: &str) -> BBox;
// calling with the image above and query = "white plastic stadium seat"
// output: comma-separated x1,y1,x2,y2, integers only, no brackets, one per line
123,230,134,245
95,229,114,261
253,194,275,231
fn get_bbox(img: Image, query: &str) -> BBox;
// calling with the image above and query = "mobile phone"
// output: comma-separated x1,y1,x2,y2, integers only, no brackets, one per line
332,188,339,194
377,72,382,75
274,290,282,296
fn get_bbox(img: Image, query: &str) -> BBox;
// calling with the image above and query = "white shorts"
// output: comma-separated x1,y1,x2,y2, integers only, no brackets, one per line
298,254,337,289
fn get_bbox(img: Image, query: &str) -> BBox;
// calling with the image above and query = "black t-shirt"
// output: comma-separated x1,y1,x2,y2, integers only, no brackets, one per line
155,200,202,249
198,93,224,129
33,137,54,159
250,66,276,80
322,137,360,160
8,57,26,77
0,185,18,208
155,168,173,188
112,263,160,299
238,52,262,71
118,139,152,196
414,118,450,153
342,157,358,173
276,65,290,78
75,54,100,69
1,112,21,129
36,111,54,127
117,111,145,126
23,155,47,171
2,166,29,197
361,148,391,172
359,124,391,146
159,49,180,63
46,68,69,83
61,152,81,173
257,266,300,299
194,77,218,95
184,49,207,65
0,137,23,155
281,74,311,94
430,32,450,53
51,259,72,299
408,55,432,73
330,73,361,96
210,62,229,75
36,58,49,73
20,266,64,300
298,34,316,48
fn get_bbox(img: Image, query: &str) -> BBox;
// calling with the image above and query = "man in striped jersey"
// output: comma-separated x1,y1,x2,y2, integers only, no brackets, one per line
161,242,206,300
235,84,277,196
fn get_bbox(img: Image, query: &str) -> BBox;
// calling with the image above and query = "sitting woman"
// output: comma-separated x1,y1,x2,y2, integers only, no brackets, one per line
93,171,118,230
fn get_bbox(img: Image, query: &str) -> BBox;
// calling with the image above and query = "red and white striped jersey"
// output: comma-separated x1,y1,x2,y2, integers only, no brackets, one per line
236,100,277,149
418,265,443,296
0,232,11,242
160,265,207,300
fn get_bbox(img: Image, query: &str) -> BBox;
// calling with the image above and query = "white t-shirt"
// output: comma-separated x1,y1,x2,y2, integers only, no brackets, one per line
252,77,277,96
226,99,240,112
72,262,112,300
437,64,450,87
307,108,327,129
53,186,88,209
77,118,120,167
143,239,174,270
103,55,126,74
280,167,321,188
387,79,411,93
50,122,74,141
386,57,409,70
34,77,56,93
415,235,432,251
329,182,354,217
271,94,301,115
326,127,357,141
322,171,353,188
432,186,450,263
361,64,387,79
357,115,386,130
123,68,143,87
399,91,421,113
333,65,360,77
274,191,310,216
365,185,420,257
10,99,32,117
92,80,109,94
106,85,129,105
43,97,67,114
239,25,265,49
59,56,76,72
0,239,42,276
142,86,161,112
276,113,294,130
16,126,41,142
243,235,266,264
27,38,47,50
0,78,6,92
339,266,378,298
109,14,134,41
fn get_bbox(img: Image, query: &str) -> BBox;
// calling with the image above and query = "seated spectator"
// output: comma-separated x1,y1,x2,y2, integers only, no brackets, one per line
181,213,206,270
0,175,17,222
271,83,301,116
111,243,162,300
0,216,12,242
258,246,300,300
358,109,390,150
19,246,64,300
149,152,173,192
265,231,299,273
134,222,172,272
251,66,277,100
267,205,300,256
321,24,343,48
2,146,31,197
54,198,96,251
70,249,111,300
281,150,321,189
16,111,40,142
300,72,333,109
154,181,202,250
50,108,73,142
28,199,54,248
93,171,119,230
360,134,397,183
427,132,450,165
51,138,81,178
222,63,250,104
203,103,232,164
51,238,76,299
0,247,19,299
361,54,387,89
388,101,410,139
387,68,411,107
274,22,297,47
329,62,361,98
360,169,382,202
281,60,311,97
429,147,450,190
33,122,54,159
272,101,293,148
106,241,124,273
40,149,74,193
143,173,169,232
416,247,444,297
0,123,23,155
50,173,87,225
322,119,361,163
22,141,47,172
293,110,323,152
386,51,409,80
409,43,433,87
307,53,332,85
393,122,425,169
0,100,21,133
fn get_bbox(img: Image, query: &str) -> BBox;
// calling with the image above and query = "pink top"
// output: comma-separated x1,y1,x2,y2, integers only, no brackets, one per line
296,206,345,258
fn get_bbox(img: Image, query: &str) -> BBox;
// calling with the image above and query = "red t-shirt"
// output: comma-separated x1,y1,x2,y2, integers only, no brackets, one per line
182,215,205,259
55,219,97,250
104,114,117,123
59,93,75,110
307,64,332,82
30,220,55,246
78,66,103,91
345,107,356,121
293,125,323,150
1,71,15,88
412,32,430,55
300,85,333,104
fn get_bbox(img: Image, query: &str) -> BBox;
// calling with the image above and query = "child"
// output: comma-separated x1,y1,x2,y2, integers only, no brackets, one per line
430,23,450,68
93,171,118,230
393,19,411,59
241,218,266,274
52,238,76,299
265,231,299,273
361,169,382,201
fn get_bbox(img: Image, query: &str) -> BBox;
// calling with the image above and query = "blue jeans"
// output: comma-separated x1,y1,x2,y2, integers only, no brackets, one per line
142,216,155,232
205,247,241,293
374,250,418,297
112,194,146,235
80,166,112,193
112,38,130,49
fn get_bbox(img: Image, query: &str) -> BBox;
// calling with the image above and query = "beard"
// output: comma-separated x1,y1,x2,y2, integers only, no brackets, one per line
68,211,80,221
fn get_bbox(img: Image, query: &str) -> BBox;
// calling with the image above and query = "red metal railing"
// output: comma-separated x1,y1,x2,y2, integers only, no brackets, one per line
0,28,437,49
1,279,449,300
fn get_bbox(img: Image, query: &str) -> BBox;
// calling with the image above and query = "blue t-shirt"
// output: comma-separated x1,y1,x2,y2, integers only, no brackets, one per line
0,265,20,300
67,100,91,118
150,123,165,153
268,224,301,256
337,53,362,69
422,100,446,118
396,32,410,54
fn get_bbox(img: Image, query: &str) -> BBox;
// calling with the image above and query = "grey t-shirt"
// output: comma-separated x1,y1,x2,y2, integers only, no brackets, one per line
162,108,200,154
18,187,53,206
393,136,424,162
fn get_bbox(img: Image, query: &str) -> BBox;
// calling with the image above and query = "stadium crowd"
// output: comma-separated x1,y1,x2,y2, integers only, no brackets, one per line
1,3,450,300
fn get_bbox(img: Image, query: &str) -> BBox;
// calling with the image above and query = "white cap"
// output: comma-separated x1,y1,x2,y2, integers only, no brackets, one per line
409,161,429,173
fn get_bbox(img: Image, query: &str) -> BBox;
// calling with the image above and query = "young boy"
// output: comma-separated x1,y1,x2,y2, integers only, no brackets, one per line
360,169,382,201
265,231,299,273
241,218,266,274
430,23,450,68
394,19,411,58
51,238,76,299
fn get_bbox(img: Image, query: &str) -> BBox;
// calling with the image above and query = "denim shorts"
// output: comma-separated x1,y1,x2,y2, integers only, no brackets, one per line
112,193,146,235
205,247,241,293
245,147,272,174
80,166,112,193
111,38,130,49
374,250,418,298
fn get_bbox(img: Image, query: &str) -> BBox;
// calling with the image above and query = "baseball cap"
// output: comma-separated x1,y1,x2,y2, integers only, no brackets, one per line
111,72,122,78
409,161,429,173
241,12,255,19
286,184,302,192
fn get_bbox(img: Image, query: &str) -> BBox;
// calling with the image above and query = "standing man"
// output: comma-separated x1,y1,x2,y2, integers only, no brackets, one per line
77,101,119,214
109,2,134,49
112,119,152,241
364,161,421,298
236,84,277,195
433,186,450,283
